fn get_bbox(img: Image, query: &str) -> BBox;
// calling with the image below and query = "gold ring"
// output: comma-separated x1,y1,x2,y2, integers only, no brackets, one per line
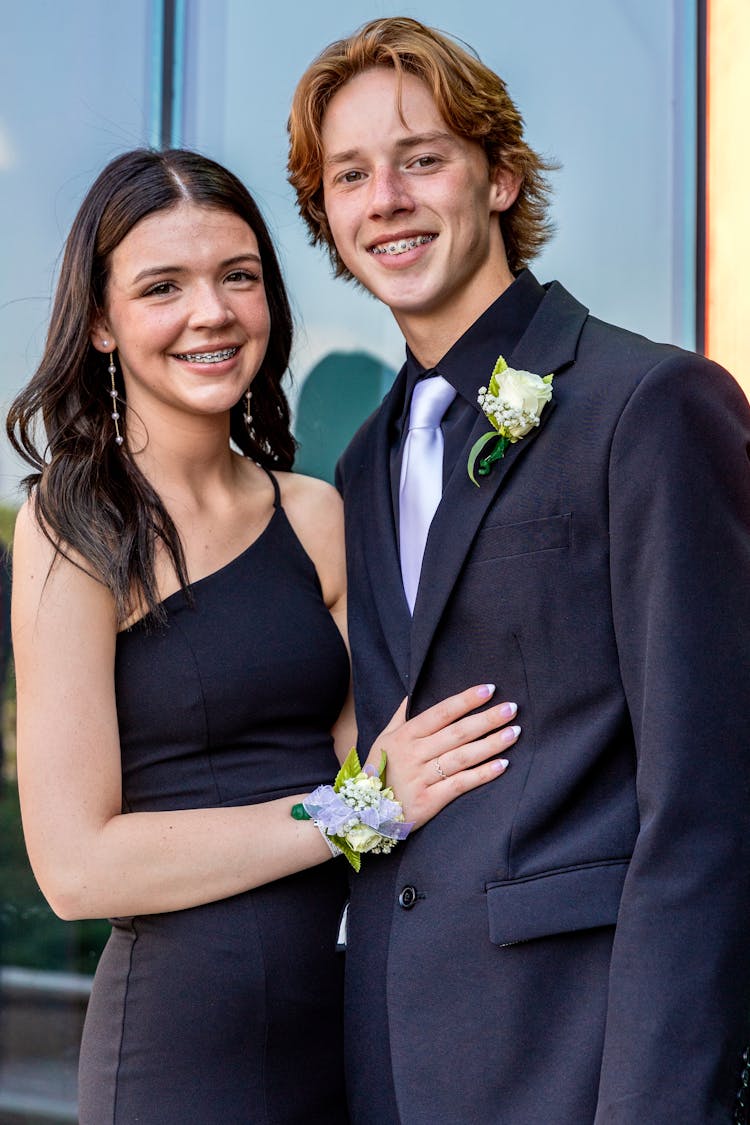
433,758,447,780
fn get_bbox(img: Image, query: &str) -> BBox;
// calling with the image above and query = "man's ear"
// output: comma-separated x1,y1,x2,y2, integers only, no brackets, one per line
489,166,522,215
89,315,115,355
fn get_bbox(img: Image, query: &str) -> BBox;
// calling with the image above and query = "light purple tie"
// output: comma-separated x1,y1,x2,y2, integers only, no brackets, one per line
399,375,456,613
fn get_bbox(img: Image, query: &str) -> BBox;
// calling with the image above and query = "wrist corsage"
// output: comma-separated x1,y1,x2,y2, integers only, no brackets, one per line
291,749,413,871
467,355,553,485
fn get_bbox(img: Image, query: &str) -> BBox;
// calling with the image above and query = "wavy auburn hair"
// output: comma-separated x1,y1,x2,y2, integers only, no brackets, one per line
6,148,295,624
288,16,557,280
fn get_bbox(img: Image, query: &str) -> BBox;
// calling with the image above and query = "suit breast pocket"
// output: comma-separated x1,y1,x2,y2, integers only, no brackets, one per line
471,513,571,564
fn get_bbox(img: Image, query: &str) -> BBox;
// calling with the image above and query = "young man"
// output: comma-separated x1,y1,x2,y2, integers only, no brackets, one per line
289,17,750,1124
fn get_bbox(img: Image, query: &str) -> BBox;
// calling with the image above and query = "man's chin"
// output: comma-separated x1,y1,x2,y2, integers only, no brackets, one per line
349,273,439,318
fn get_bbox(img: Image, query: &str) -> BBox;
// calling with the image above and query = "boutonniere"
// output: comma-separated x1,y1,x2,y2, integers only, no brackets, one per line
467,356,554,485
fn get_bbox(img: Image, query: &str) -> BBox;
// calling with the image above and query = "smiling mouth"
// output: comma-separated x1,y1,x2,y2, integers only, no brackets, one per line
174,346,239,364
370,234,436,257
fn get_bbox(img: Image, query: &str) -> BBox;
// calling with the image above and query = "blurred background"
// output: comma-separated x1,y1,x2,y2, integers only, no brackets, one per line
0,0,747,1120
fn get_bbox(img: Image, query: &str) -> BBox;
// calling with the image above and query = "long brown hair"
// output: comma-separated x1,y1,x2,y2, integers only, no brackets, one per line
288,16,557,278
7,149,295,624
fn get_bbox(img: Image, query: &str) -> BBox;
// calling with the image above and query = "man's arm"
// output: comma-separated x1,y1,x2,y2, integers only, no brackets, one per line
597,353,750,1123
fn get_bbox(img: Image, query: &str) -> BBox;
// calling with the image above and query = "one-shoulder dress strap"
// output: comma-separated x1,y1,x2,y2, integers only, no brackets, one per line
261,465,281,509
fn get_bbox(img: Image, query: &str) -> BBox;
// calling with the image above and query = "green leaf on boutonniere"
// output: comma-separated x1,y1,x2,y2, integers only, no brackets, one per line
487,355,508,397
467,431,510,487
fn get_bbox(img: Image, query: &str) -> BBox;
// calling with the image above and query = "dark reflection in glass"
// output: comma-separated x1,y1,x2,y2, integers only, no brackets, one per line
294,352,396,484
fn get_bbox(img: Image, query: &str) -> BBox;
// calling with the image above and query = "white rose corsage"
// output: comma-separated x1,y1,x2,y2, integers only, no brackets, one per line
291,749,413,871
467,355,553,485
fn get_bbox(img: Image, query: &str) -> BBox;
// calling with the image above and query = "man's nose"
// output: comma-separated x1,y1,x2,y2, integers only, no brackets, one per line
367,167,414,218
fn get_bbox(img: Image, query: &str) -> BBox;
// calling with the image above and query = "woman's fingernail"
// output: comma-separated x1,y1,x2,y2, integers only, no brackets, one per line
493,758,510,773
506,725,522,741
500,701,518,720
477,683,496,700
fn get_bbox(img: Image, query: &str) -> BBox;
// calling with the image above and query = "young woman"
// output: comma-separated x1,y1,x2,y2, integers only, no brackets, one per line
7,149,519,1123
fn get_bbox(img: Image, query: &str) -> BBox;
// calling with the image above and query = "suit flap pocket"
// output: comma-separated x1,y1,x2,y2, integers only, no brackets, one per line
472,513,571,563
486,860,628,946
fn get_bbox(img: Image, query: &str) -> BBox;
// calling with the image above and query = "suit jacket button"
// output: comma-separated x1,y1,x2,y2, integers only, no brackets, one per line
398,885,417,909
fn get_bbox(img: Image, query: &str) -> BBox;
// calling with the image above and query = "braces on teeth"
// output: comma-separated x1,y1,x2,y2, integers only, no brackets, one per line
177,347,238,363
371,235,435,256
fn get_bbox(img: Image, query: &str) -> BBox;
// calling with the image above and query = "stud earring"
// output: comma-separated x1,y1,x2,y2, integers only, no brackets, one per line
108,353,124,446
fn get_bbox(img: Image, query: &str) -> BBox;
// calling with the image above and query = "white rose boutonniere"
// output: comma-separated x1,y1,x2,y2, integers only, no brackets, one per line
467,355,554,485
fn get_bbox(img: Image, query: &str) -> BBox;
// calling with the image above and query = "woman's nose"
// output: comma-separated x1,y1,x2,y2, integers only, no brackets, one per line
188,282,234,328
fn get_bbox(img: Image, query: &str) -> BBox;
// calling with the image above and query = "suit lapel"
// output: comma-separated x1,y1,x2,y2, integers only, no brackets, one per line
350,371,412,690
409,283,589,691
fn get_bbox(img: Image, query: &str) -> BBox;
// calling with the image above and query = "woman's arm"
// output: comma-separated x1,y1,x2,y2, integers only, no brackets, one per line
273,471,356,759
12,500,334,922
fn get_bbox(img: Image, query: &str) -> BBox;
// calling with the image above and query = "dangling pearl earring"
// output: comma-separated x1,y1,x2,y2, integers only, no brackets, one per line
107,352,124,446
243,387,253,435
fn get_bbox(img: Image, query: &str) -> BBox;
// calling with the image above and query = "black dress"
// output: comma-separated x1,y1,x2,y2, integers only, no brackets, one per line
78,473,351,1124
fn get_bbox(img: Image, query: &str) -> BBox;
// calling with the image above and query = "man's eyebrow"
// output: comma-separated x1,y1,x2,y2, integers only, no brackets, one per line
324,131,457,167
394,131,456,149
325,149,361,168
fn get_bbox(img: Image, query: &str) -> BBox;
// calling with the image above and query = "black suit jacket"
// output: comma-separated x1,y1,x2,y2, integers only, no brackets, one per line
337,280,750,1124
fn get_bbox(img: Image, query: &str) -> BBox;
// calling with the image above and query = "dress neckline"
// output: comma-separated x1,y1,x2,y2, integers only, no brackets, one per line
118,468,281,634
